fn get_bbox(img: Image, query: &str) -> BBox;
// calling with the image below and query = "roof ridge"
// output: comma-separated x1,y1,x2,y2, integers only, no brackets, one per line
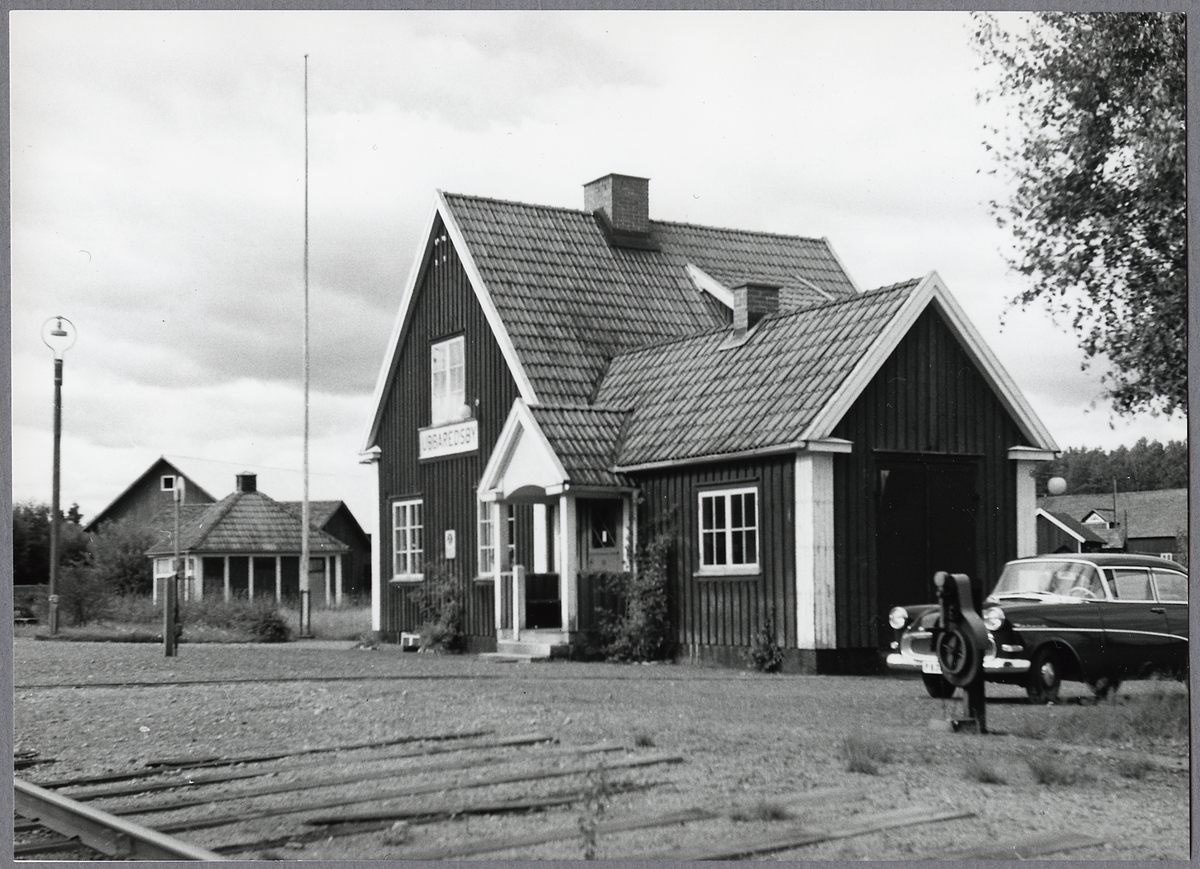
607,278,918,366
188,491,243,549
443,191,836,246
651,216,828,245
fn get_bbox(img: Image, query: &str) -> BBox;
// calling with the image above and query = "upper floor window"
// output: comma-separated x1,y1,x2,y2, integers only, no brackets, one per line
699,486,759,573
431,336,466,426
392,499,424,580
161,475,176,491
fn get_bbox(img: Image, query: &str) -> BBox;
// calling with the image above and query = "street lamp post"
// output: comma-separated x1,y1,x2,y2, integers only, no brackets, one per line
41,316,76,637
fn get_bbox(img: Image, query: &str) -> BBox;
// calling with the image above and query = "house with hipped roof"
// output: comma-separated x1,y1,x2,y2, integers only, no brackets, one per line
362,173,1059,671
144,472,361,605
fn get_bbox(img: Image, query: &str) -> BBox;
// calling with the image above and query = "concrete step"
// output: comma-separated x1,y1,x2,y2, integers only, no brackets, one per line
493,638,570,660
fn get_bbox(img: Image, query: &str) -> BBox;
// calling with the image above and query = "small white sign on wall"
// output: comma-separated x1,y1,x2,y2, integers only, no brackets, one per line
444,529,457,560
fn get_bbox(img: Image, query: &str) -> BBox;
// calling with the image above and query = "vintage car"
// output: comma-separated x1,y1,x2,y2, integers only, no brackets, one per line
886,553,1188,702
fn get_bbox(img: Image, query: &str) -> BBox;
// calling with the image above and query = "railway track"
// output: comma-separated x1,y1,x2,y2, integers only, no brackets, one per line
14,727,1110,861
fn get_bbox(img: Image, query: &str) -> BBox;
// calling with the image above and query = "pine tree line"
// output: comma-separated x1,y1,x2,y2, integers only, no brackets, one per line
1035,438,1187,497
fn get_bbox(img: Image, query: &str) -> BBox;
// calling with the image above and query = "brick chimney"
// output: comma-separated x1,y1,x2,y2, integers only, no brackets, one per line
236,472,257,494
584,174,658,250
732,282,781,335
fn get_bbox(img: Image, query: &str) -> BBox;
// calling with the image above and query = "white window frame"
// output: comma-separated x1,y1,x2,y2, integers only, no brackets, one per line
430,336,466,427
478,500,496,577
698,486,760,575
161,475,176,491
392,499,424,581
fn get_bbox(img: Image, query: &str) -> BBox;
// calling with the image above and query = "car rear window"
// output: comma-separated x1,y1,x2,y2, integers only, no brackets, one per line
1109,568,1153,601
1152,570,1188,602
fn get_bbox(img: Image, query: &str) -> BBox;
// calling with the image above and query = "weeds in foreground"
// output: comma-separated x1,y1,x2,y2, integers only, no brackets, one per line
1040,686,1188,745
1117,756,1156,780
1027,753,1095,786
841,732,893,775
730,800,792,822
964,756,1008,785
578,762,610,860
745,608,785,673
633,731,655,748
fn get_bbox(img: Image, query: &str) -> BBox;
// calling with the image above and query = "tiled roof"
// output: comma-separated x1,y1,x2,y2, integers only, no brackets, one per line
529,405,634,488
280,501,344,529
443,193,858,405
1039,489,1188,541
145,491,347,556
595,281,917,466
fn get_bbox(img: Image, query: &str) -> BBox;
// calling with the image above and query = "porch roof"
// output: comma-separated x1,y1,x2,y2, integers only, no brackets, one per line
528,405,634,488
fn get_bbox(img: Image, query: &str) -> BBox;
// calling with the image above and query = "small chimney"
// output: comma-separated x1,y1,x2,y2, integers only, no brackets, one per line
236,472,257,494
584,174,657,250
732,282,781,335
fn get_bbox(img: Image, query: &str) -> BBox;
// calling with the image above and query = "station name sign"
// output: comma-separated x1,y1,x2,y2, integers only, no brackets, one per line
419,419,479,460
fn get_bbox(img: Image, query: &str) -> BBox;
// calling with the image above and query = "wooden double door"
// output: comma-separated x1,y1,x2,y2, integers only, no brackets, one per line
875,455,982,640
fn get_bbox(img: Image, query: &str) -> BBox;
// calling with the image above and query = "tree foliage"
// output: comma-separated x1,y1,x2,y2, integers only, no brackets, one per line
12,501,89,585
1035,438,1187,496
972,12,1185,416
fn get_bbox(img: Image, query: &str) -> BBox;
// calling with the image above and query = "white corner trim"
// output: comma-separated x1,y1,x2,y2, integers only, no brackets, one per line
477,399,569,498
437,192,539,407
1037,507,1088,543
686,263,734,308
802,437,854,454
802,272,1059,452
801,273,935,441
361,197,441,452
791,274,835,302
822,236,862,294
360,192,539,453
1008,446,1059,462
927,277,1058,452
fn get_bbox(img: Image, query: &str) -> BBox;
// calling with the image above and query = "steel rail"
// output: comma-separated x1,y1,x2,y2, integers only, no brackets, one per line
14,777,226,861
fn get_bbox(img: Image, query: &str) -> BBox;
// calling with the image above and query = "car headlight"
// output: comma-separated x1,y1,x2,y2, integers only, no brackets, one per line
888,606,909,630
982,605,1005,632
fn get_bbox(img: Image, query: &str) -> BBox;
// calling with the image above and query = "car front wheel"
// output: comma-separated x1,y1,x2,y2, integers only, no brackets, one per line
1026,648,1062,704
922,673,957,698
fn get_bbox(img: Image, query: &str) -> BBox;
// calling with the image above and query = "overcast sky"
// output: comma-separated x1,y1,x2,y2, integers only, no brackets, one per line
10,10,1188,536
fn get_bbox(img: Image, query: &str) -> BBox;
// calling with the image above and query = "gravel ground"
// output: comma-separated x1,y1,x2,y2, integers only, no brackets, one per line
13,638,1191,861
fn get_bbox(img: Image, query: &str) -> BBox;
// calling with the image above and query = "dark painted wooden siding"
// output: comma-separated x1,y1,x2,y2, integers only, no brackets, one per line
375,216,531,642
831,306,1029,650
635,455,795,651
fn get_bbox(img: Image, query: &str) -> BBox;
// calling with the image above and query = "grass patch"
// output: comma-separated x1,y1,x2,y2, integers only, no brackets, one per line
1116,756,1157,780
841,732,893,775
964,756,1008,785
22,596,371,643
632,731,655,748
1042,687,1189,745
1027,753,1094,786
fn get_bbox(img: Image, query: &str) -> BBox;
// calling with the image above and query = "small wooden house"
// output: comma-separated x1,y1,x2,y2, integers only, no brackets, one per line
144,473,352,605
362,174,1059,671
1038,488,1188,562
83,457,216,533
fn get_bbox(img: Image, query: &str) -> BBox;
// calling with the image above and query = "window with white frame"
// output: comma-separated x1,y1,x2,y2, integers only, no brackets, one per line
430,336,466,426
392,499,424,579
699,486,759,573
477,501,516,576
161,475,176,491
478,501,496,576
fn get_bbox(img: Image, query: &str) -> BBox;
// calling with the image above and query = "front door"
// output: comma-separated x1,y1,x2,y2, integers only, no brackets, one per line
875,456,981,644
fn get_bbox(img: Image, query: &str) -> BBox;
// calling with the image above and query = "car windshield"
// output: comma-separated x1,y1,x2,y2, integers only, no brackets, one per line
991,561,1105,599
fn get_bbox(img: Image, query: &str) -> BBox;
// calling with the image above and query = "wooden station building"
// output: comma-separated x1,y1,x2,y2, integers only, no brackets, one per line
362,174,1059,671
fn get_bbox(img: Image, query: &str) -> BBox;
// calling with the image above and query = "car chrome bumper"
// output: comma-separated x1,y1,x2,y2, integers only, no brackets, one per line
886,651,1031,675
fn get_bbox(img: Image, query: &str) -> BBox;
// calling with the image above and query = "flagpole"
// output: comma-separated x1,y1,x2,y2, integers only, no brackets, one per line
300,53,312,637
